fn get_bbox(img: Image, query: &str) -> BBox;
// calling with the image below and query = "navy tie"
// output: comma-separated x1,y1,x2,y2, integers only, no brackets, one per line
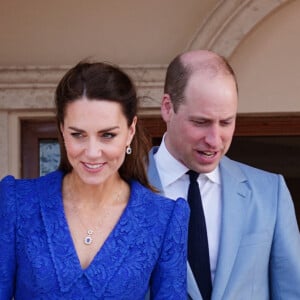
187,170,212,300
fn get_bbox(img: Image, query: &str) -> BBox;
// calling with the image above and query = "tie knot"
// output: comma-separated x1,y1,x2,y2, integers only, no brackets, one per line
187,170,199,182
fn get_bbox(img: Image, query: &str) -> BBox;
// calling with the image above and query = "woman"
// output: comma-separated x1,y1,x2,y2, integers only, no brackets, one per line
0,61,189,299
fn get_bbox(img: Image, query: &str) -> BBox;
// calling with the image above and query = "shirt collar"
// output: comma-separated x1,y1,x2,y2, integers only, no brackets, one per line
154,134,221,187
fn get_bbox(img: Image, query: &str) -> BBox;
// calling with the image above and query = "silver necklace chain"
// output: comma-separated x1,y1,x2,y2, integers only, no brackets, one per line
71,190,122,246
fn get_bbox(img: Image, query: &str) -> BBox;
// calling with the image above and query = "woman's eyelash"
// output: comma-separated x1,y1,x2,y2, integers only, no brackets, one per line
103,132,116,138
69,132,117,139
71,132,83,137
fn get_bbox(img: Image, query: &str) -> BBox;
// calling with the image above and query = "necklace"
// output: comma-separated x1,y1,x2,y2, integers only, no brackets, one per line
84,229,94,245
69,187,122,246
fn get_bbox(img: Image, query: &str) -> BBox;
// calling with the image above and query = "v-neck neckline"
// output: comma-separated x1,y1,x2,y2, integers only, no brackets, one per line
38,171,143,296
61,175,131,271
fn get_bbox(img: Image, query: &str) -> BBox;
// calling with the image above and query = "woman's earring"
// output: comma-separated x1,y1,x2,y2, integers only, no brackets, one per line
126,145,132,155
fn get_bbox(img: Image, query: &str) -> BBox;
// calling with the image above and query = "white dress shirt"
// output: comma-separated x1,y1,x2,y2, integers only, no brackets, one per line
154,135,222,282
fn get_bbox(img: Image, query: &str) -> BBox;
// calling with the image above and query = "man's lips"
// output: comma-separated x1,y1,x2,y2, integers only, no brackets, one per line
198,150,216,158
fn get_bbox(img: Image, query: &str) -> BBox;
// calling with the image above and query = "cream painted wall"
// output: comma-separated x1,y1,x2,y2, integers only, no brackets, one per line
230,0,300,113
0,0,217,66
0,0,299,177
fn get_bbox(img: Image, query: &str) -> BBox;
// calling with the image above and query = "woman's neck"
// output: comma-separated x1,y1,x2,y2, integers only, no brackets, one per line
63,171,126,209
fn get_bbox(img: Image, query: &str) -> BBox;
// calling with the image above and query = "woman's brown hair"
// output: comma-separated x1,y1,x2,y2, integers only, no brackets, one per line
55,61,153,190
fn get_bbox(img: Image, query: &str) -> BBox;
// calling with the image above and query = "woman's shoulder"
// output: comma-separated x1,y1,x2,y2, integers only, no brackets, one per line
1,171,64,222
0,170,63,201
0,174,34,194
1,170,62,187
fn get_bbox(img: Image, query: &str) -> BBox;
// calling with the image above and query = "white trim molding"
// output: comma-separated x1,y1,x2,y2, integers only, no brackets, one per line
186,0,290,58
0,65,166,112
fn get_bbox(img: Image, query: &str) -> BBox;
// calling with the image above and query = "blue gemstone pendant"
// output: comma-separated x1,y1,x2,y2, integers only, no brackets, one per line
84,229,94,245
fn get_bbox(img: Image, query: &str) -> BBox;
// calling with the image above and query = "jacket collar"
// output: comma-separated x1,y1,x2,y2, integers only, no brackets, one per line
38,171,145,297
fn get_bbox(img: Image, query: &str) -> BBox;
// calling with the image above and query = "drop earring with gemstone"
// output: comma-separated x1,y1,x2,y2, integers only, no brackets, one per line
126,145,132,155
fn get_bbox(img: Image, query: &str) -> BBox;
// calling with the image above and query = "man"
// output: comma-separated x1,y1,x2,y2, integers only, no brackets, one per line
147,50,300,299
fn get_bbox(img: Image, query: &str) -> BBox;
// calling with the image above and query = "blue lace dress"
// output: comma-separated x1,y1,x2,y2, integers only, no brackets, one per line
0,170,189,299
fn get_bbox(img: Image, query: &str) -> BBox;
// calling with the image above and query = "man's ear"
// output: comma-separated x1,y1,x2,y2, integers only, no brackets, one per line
161,94,174,122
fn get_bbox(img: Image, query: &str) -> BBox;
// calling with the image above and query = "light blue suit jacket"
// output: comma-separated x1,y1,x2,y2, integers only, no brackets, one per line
148,147,300,299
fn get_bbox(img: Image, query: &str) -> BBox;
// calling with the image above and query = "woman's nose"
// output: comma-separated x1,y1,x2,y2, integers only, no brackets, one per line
85,138,101,157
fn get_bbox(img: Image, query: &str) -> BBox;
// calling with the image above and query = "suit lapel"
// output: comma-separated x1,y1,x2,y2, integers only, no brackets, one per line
212,157,251,299
187,263,203,299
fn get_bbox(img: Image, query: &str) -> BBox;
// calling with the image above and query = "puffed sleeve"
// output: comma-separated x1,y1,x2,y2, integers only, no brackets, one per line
150,198,190,299
270,175,300,299
0,176,17,299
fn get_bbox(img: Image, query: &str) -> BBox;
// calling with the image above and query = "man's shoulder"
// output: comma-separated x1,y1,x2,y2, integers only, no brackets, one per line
221,156,280,182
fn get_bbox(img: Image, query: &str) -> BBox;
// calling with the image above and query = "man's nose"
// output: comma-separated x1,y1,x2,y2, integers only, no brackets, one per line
205,125,222,148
